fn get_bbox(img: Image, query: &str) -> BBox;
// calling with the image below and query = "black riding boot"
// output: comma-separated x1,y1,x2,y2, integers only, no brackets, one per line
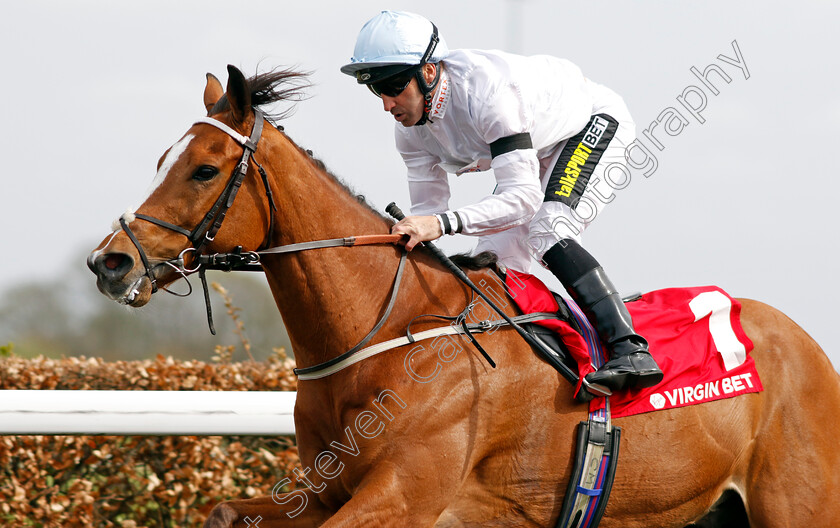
542,240,663,392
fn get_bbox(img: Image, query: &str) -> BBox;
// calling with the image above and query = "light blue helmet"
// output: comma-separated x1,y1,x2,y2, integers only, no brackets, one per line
340,11,449,77
341,11,447,126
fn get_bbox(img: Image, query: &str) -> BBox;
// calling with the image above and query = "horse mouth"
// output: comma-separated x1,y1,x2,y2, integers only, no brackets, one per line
118,277,154,306
89,246,183,308
96,275,154,307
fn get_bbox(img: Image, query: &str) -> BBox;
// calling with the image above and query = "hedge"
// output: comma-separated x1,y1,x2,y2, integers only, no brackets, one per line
0,353,301,527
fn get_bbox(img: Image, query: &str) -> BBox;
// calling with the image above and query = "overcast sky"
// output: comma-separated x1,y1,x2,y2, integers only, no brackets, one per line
1,0,838,369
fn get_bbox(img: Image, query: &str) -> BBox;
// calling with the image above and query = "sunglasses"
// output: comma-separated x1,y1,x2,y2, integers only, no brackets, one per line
367,68,418,98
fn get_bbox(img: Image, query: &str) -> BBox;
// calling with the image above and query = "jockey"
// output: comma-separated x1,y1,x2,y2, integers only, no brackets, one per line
341,10,663,393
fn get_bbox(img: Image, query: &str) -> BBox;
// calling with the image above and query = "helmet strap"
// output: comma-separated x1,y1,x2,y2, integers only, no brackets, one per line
413,22,441,127
414,63,441,126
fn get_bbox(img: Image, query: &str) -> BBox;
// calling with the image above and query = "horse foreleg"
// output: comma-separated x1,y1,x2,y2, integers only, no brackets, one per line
203,489,333,528
316,468,452,528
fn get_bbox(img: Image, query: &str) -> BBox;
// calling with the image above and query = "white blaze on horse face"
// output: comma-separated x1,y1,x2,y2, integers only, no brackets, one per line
109,133,196,232
141,133,196,204
89,228,122,264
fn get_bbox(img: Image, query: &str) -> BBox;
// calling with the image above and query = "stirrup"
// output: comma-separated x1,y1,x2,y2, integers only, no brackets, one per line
575,377,613,403
582,377,612,398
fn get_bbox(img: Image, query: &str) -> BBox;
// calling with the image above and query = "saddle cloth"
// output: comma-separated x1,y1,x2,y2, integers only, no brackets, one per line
504,269,763,418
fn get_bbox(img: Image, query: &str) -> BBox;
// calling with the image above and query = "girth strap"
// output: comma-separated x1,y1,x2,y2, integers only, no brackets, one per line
556,404,621,528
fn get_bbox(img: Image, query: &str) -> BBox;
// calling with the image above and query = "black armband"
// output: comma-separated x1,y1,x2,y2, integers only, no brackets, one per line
489,132,533,158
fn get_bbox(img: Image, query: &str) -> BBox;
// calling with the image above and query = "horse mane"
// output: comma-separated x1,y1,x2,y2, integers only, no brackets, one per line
304,153,393,223
450,251,498,270
209,67,311,122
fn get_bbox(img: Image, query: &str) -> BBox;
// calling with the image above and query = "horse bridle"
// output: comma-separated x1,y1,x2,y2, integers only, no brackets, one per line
116,109,406,340
117,109,276,328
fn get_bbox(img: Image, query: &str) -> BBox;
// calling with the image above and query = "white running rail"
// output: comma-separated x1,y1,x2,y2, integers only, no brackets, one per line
0,390,297,435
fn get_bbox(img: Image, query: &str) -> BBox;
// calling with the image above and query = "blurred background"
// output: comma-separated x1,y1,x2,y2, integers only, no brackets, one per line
0,0,837,368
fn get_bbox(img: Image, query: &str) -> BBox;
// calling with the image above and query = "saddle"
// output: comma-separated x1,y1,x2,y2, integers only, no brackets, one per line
501,267,605,397
520,297,581,378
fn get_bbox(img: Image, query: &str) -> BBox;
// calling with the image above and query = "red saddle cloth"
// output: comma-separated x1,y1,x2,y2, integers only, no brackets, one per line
505,269,763,418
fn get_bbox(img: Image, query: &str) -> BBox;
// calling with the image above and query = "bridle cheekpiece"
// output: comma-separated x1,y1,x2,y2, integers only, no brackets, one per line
117,109,275,332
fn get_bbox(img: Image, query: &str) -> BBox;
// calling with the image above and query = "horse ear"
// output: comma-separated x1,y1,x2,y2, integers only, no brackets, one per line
225,65,251,122
203,73,224,115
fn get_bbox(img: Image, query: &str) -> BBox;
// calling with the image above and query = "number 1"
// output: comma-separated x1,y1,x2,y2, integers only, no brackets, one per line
689,291,747,371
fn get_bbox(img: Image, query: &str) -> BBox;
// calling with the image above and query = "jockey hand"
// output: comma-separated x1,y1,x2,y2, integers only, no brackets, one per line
391,215,443,251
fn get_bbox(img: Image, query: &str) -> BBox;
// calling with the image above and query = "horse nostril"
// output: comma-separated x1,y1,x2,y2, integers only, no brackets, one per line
93,252,135,280
104,254,123,271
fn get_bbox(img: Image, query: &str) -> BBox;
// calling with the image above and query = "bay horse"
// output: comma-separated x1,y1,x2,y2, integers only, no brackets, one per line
88,65,840,527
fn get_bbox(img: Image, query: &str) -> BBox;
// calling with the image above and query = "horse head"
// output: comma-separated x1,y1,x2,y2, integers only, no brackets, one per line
87,65,307,307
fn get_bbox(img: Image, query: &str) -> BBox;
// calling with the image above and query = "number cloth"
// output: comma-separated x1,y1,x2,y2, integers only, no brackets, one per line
505,269,763,418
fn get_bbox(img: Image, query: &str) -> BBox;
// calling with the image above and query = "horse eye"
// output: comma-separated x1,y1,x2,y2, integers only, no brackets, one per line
193,166,219,182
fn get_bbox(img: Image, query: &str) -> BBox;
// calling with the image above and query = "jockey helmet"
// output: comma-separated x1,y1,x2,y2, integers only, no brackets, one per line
340,11,448,125
340,11,448,78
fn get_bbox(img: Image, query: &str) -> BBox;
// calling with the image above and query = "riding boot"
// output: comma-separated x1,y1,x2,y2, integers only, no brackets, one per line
542,240,663,392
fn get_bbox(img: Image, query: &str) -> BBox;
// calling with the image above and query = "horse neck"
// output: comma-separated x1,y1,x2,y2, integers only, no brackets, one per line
259,132,403,368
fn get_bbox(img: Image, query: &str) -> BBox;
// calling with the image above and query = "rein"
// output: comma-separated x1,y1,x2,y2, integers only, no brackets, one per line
197,234,406,272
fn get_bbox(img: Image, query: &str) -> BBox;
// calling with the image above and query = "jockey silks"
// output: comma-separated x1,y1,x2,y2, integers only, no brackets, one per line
395,49,636,271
